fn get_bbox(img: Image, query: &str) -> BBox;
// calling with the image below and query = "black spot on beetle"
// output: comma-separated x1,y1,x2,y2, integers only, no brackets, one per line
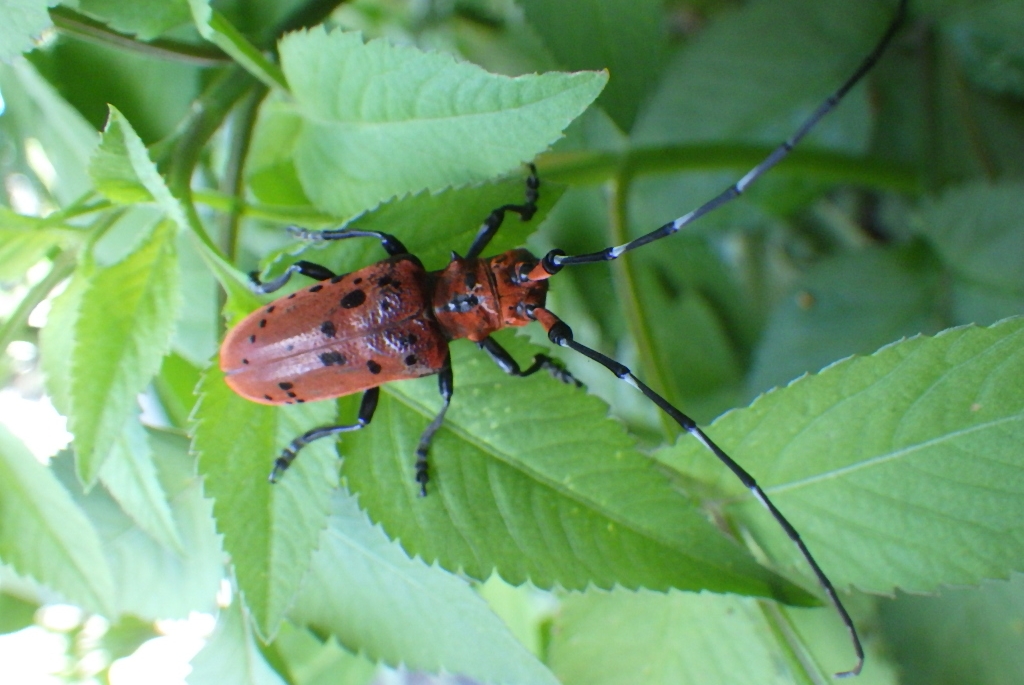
341,289,366,309
287,391,297,399
378,275,393,287
320,351,346,367
405,354,417,366
259,319,267,328
286,344,294,351
353,277,363,284
279,382,294,390
264,394,273,401
330,275,345,284
249,334,256,344
408,333,418,345
309,284,324,293
266,305,275,314
296,399,305,403
287,293,297,300
242,358,249,365
367,360,382,374
321,320,336,338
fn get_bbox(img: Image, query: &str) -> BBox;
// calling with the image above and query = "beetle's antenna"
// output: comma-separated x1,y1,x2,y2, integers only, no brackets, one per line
534,0,907,276
531,307,864,678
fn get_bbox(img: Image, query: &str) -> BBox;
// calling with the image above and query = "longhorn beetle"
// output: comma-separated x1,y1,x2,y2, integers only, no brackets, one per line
220,1,908,677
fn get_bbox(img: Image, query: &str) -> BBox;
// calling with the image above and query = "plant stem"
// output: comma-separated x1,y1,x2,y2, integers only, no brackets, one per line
49,7,230,67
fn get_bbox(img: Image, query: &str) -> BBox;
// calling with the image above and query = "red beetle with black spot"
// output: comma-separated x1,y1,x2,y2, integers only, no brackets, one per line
219,5,909,675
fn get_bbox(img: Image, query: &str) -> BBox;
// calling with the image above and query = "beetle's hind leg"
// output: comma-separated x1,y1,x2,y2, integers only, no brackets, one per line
269,387,379,482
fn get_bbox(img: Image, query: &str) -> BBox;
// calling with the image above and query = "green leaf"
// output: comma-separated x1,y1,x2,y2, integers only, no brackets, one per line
519,0,667,131
278,27,606,217
271,624,377,685
0,590,38,634
879,575,1024,685
918,181,1024,297
70,218,181,484
746,242,947,396
0,0,52,62
659,317,1024,595
548,591,810,685
290,490,559,685
188,0,286,90
90,106,189,230
260,174,565,280
187,599,287,685
633,0,883,150
77,0,191,41
192,363,338,639
0,425,115,615
50,436,222,620
342,332,810,603
0,60,98,204
98,419,184,553
0,214,66,281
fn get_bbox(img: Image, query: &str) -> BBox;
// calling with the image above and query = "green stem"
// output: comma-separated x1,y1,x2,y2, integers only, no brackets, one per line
0,250,78,355
539,145,920,194
221,86,268,262
49,6,230,67
606,171,680,442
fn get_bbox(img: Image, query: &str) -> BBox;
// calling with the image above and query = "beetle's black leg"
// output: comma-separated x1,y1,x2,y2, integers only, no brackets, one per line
531,306,864,678
414,357,453,496
288,226,409,256
251,260,338,294
269,387,380,483
465,164,539,259
478,336,581,387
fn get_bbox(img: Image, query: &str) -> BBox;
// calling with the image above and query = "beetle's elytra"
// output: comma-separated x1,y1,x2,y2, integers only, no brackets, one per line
220,2,909,677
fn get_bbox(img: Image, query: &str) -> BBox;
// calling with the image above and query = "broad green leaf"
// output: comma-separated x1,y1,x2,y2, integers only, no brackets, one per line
548,590,885,685
746,242,947,397
90,106,189,230
342,332,811,603
259,174,565,281
0,219,64,281
918,181,1024,296
0,591,38,634
0,0,51,62
192,364,338,639
271,624,377,685
51,436,222,620
98,419,184,553
290,490,560,685
0,60,98,204
187,600,286,685
942,1,1024,98
879,575,1024,685
633,0,882,150
0,425,114,615
519,0,667,131
660,317,1024,595
188,0,286,90
278,27,606,217
70,218,181,484
77,0,191,41
39,265,88,416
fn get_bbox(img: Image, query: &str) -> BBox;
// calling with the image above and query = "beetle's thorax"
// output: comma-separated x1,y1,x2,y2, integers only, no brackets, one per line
432,249,548,342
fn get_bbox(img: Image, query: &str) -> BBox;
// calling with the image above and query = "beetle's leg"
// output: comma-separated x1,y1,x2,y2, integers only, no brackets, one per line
288,227,409,256
478,336,581,387
465,164,539,259
414,357,453,497
269,387,380,483
530,306,865,679
251,260,337,294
